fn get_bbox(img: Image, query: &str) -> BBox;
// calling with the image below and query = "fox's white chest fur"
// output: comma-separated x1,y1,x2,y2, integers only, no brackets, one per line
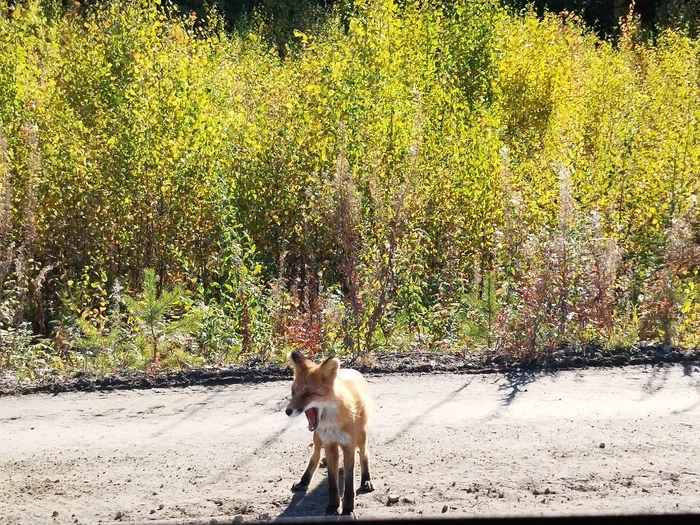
315,402,351,446
316,420,351,446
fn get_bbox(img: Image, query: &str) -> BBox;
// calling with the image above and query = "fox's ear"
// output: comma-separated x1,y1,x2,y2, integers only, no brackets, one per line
319,356,340,382
289,350,309,373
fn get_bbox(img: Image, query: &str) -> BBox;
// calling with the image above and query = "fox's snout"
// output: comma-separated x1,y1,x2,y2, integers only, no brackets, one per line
286,404,303,417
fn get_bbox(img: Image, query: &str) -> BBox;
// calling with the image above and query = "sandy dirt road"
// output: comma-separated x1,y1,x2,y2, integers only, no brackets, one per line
1,363,699,524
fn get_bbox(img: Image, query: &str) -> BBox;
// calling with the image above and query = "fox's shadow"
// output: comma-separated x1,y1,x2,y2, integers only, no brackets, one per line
276,481,328,519
276,467,355,520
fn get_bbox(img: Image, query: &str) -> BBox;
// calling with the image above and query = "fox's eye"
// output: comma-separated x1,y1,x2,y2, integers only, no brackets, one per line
303,391,312,397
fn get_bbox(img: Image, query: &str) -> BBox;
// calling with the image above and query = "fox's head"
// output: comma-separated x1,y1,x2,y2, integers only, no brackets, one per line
285,350,339,432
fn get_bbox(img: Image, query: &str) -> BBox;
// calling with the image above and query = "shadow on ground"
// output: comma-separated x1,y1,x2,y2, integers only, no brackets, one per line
497,367,557,407
683,361,699,377
640,360,699,397
276,480,329,519
641,363,671,398
672,361,700,415
276,467,361,520
382,379,472,445
150,390,221,438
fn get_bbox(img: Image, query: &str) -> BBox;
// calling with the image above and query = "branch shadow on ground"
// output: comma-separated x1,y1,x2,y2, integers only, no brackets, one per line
209,420,294,485
497,367,556,407
382,379,473,445
672,398,700,415
672,361,700,415
683,361,698,377
150,390,221,438
238,422,293,468
220,394,289,433
641,363,671,398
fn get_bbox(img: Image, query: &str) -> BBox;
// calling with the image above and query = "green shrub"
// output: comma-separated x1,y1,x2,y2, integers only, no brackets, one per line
0,0,697,376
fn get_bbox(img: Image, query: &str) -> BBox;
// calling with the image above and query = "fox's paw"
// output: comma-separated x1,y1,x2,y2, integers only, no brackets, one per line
341,510,357,520
357,480,374,493
324,505,340,516
291,481,309,492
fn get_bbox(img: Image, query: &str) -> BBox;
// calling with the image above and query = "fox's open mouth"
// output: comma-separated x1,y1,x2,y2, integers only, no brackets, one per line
305,407,318,431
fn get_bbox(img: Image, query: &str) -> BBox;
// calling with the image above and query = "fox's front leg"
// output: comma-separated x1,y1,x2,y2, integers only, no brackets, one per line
341,444,356,516
292,432,322,491
324,443,341,515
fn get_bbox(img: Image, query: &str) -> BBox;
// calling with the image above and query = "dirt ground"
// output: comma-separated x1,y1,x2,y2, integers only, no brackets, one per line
1,363,699,524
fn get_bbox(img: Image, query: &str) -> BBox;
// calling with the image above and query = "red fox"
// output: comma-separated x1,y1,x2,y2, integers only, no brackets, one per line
285,350,375,516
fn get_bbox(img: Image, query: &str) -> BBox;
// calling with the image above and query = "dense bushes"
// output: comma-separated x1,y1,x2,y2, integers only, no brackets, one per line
0,0,698,377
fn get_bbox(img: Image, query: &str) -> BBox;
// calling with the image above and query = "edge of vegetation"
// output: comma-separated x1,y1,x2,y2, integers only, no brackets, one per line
2,343,698,397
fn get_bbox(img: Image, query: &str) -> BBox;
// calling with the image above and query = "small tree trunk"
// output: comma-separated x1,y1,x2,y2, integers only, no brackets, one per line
151,325,158,362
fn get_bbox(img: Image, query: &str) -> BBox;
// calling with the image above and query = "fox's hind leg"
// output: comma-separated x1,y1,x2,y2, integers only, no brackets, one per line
357,430,374,493
292,432,322,491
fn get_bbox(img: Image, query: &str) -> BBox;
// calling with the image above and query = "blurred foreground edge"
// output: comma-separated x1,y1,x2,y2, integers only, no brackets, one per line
127,513,700,525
